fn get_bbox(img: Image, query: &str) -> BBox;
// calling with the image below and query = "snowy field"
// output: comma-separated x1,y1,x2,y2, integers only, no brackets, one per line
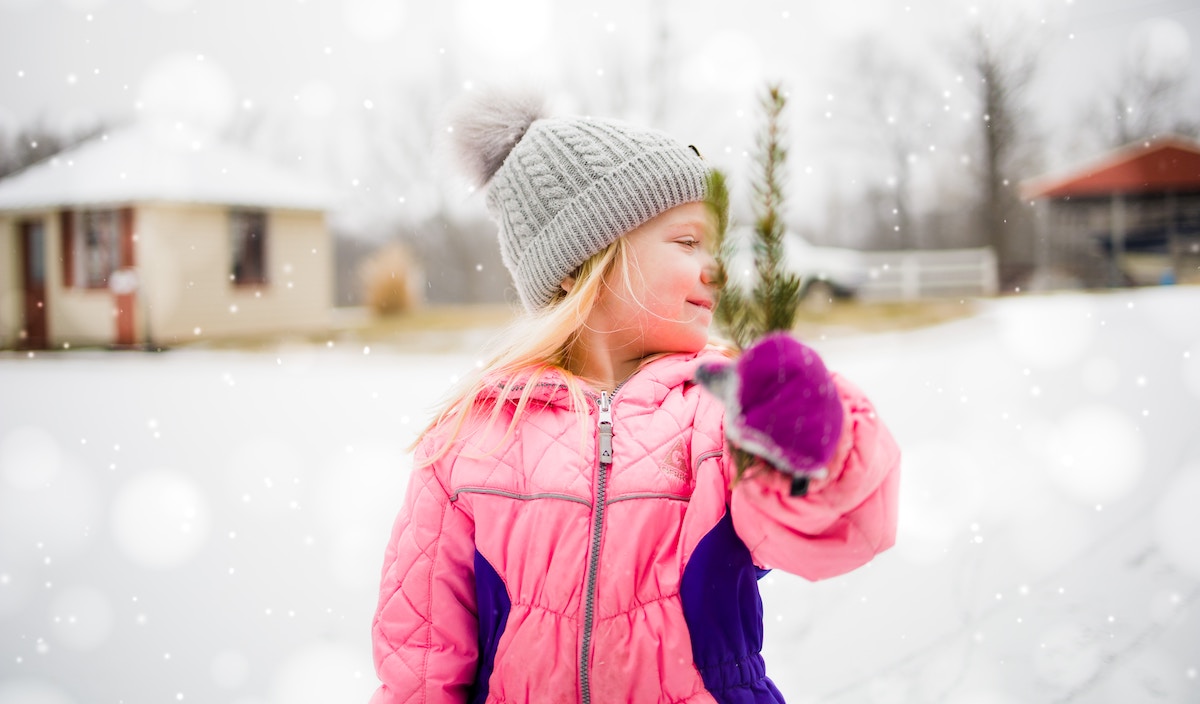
2,287,1199,704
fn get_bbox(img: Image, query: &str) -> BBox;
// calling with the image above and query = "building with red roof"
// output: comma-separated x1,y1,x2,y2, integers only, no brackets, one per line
1021,136,1200,288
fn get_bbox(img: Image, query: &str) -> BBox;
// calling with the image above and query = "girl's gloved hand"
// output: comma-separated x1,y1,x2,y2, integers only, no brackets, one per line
694,332,844,495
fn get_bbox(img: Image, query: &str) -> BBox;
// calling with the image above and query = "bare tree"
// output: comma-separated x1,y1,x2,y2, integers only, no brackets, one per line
845,39,945,249
1093,30,1198,146
0,119,104,179
961,20,1042,287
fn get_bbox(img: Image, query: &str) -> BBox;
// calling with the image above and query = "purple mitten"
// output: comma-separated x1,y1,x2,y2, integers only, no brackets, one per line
695,332,844,485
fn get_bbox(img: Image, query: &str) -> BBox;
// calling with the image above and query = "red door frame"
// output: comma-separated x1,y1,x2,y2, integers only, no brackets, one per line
18,219,48,349
114,207,137,347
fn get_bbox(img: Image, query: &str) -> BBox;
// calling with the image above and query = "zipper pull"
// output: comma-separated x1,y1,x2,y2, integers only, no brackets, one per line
598,391,613,466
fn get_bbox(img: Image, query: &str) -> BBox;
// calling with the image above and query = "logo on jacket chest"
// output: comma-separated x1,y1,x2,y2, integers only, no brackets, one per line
659,438,692,485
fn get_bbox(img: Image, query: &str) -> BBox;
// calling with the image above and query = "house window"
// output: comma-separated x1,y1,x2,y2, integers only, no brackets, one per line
65,210,122,289
230,209,268,286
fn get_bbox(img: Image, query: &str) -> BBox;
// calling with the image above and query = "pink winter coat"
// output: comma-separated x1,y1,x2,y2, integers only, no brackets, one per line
371,349,900,703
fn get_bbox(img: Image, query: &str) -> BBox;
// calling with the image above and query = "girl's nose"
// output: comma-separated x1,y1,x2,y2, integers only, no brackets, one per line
700,252,719,285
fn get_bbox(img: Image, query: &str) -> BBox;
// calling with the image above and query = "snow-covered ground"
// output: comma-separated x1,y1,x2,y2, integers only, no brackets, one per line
2,287,1198,704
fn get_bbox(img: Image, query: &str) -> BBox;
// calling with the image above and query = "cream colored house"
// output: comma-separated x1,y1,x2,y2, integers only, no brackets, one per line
0,123,340,349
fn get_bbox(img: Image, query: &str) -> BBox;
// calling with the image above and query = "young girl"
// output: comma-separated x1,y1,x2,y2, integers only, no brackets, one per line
370,92,900,704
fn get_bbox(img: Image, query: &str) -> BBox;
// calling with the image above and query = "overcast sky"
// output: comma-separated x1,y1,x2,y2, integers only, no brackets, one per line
1,0,1197,232
1,0,1196,128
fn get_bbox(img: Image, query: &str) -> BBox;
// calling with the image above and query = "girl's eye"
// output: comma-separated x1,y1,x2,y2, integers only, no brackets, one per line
679,238,699,249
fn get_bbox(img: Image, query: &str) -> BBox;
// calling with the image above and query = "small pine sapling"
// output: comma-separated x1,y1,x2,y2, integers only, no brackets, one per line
702,85,821,493
749,85,802,338
705,83,802,350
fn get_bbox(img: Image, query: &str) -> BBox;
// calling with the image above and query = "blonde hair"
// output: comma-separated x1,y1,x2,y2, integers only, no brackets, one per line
412,236,632,466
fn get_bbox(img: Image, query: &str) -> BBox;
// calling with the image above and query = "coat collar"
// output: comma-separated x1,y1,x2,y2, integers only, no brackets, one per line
477,346,735,410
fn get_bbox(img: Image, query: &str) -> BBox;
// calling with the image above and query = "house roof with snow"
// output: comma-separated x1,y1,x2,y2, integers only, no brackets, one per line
0,122,342,212
1022,135,1200,200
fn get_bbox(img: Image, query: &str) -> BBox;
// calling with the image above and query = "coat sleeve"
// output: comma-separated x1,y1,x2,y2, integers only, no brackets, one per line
730,373,900,581
370,438,480,703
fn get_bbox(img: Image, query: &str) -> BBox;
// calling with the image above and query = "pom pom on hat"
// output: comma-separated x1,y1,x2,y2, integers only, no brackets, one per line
447,89,547,188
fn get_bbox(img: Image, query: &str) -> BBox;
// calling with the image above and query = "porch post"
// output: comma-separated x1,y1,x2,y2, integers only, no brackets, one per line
113,207,138,346
1166,190,1180,283
1109,194,1126,287
1033,199,1050,287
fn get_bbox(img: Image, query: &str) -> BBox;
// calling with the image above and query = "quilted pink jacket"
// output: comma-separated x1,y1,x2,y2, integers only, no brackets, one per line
371,349,900,703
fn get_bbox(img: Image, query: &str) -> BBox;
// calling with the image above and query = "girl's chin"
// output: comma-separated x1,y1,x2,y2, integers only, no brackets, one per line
664,332,712,355
637,318,713,356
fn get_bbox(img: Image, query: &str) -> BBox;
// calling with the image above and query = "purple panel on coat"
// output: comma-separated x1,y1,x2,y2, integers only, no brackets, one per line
468,549,511,704
681,509,787,703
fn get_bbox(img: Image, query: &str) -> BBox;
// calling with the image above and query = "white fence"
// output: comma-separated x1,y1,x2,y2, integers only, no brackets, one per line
853,247,999,301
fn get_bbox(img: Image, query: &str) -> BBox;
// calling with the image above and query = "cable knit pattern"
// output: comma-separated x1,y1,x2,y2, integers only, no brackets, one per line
484,116,710,311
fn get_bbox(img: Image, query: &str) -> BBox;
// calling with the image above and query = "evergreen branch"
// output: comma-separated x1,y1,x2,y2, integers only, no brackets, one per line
750,84,802,336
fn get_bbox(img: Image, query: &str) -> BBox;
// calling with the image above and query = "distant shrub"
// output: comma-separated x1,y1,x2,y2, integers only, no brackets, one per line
360,242,423,315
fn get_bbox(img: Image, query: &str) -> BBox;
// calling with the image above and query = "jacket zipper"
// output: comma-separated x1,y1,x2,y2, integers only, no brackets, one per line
580,388,615,704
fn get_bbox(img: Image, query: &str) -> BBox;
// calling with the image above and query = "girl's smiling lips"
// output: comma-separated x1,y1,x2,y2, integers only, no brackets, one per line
688,298,715,311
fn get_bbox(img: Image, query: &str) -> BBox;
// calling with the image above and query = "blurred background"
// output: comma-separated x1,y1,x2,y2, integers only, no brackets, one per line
0,1,1199,703
0,0,1198,322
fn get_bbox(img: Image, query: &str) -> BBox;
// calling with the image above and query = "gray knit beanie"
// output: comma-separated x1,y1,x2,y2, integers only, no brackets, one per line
448,91,711,311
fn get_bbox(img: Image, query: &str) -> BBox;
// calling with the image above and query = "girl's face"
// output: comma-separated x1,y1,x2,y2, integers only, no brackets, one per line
591,201,719,357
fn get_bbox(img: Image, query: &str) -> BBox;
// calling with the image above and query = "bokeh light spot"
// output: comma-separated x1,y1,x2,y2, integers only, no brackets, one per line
996,295,1096,369
342,0,405,42
111,471,210,569
455,0,551,61
270,643,372,704
1046,405,1145,505
137,52,235,131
